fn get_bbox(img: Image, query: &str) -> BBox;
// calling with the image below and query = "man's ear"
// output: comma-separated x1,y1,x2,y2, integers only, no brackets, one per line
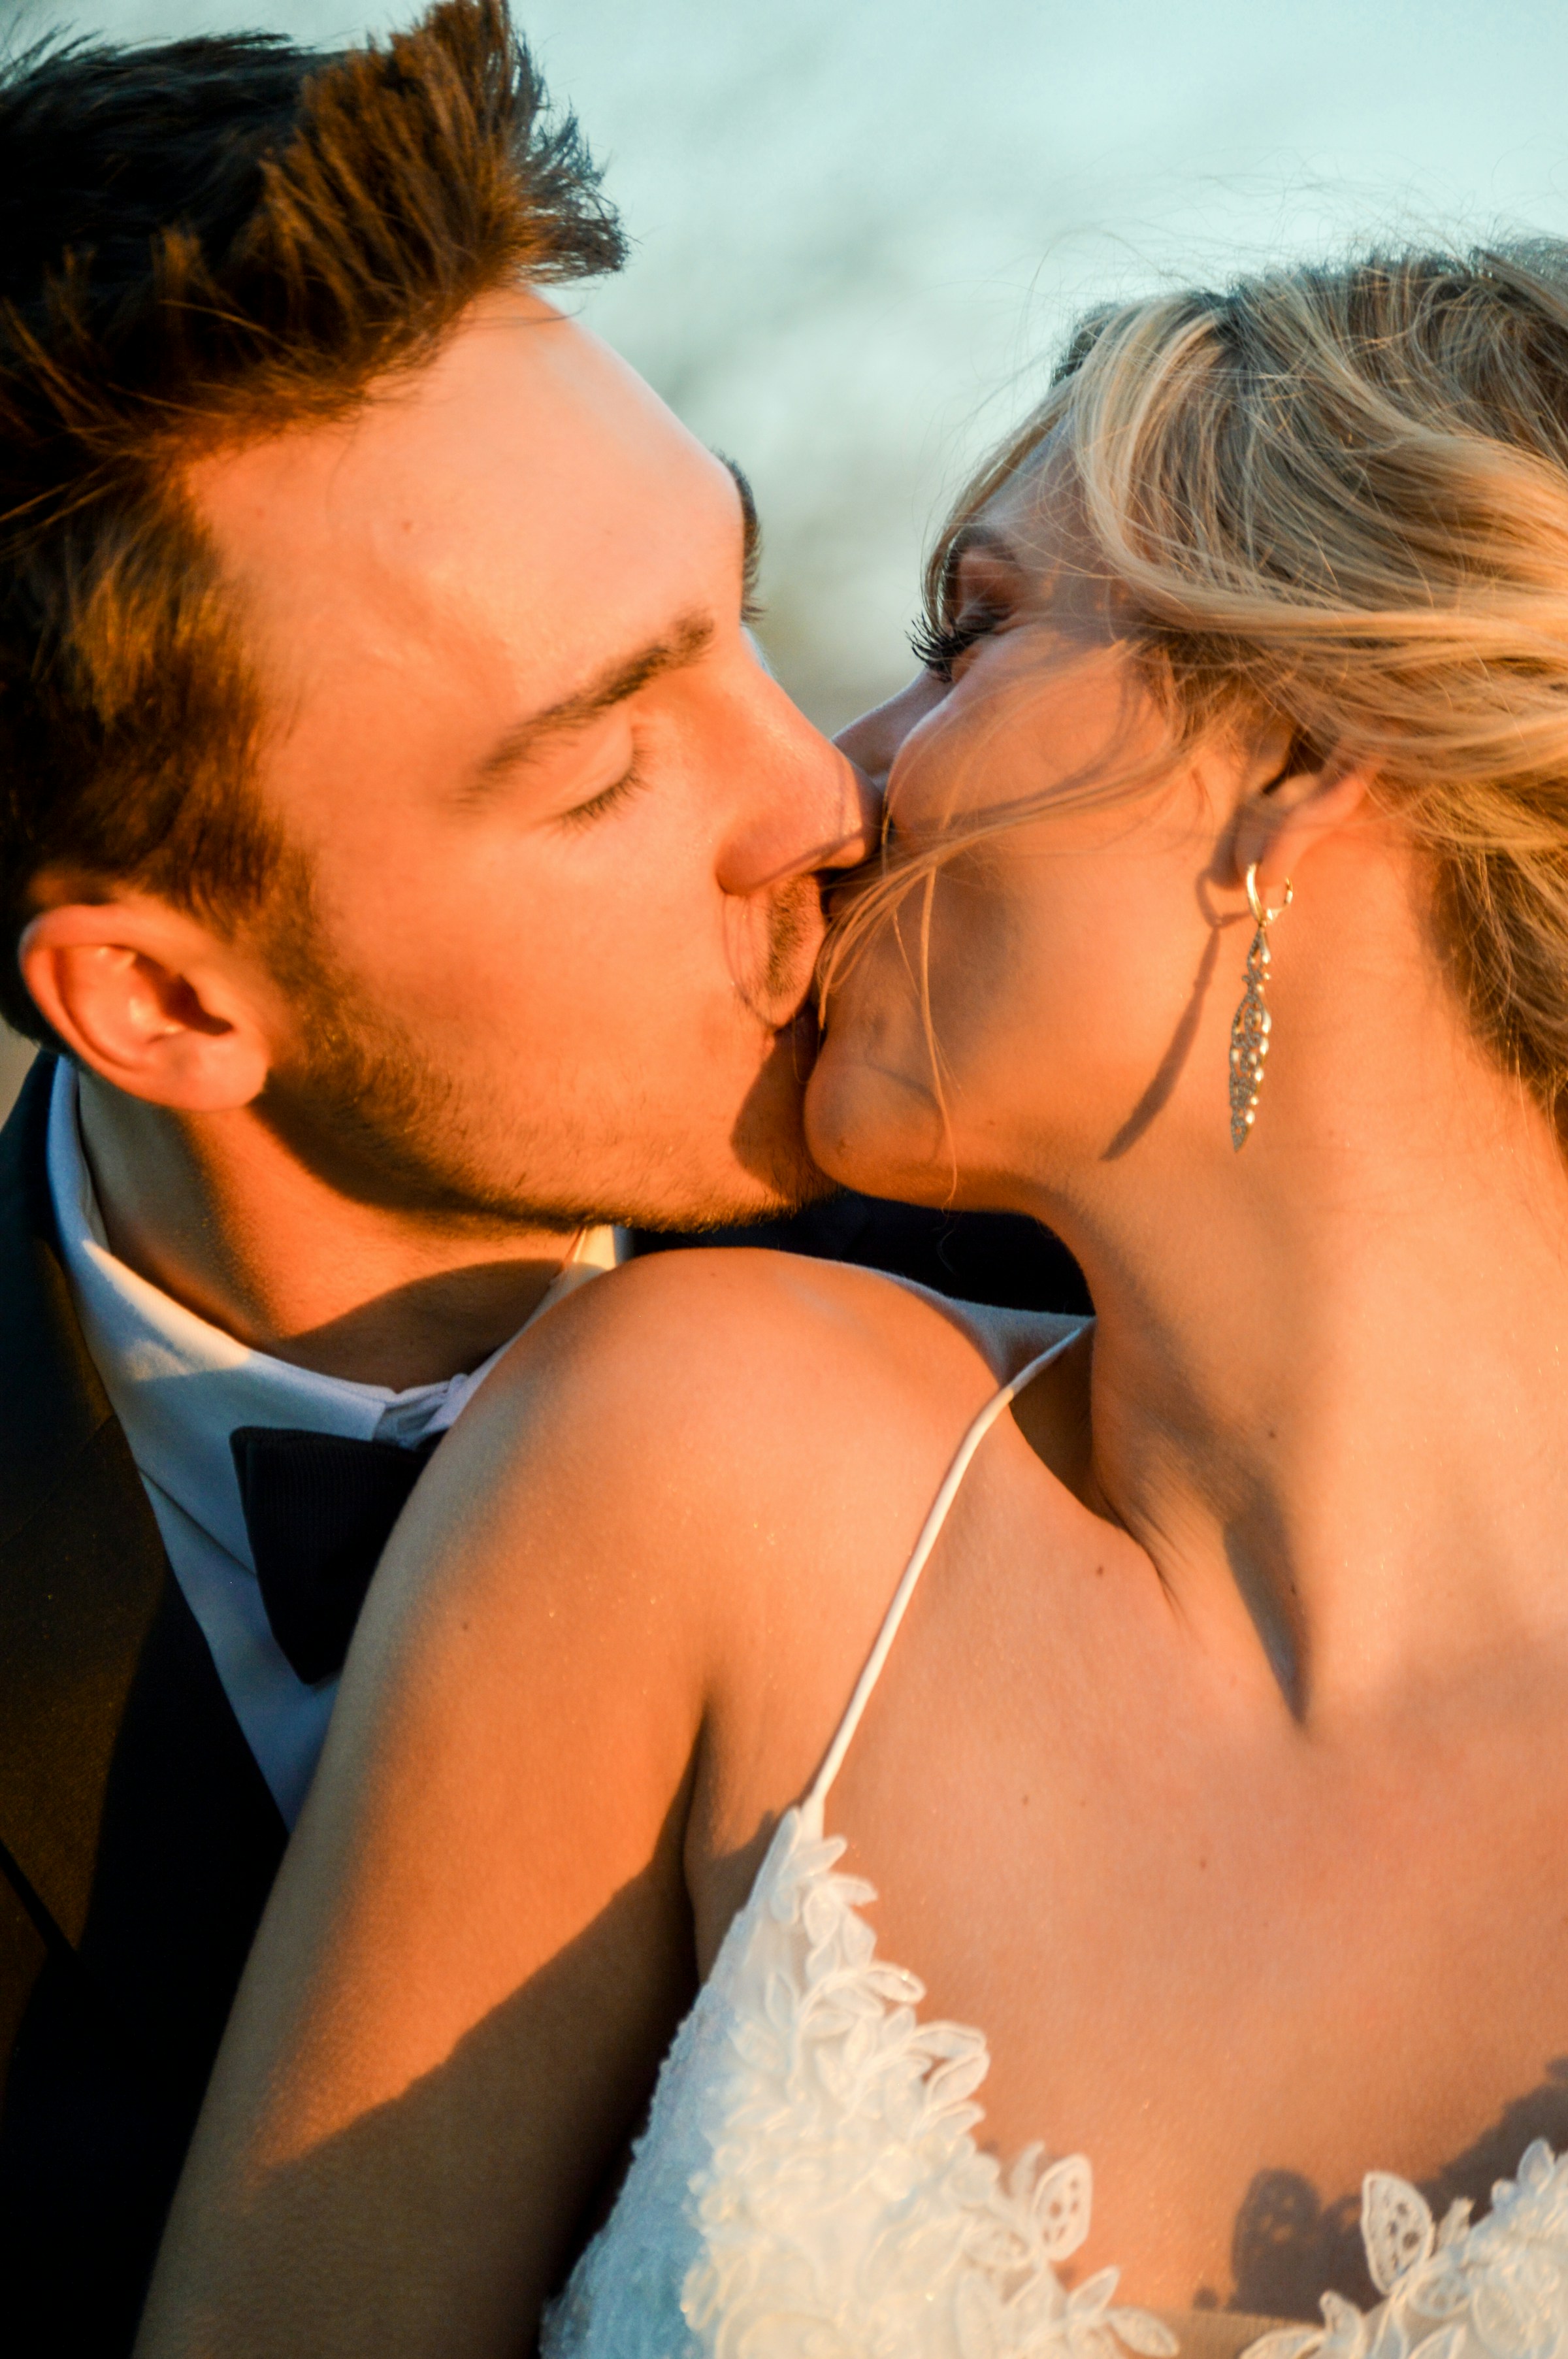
18,895,274,1110
1230,736,1373,896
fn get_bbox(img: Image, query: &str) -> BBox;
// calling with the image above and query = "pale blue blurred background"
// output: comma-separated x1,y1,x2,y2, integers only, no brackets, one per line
3,0,1567,1108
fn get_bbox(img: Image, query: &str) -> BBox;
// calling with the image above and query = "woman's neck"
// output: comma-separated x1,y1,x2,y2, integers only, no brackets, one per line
1054,866,1568,1723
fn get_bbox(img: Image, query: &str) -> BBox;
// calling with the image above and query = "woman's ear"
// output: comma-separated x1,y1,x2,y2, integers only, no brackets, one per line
18,895,274,1110
1230,737,1373,895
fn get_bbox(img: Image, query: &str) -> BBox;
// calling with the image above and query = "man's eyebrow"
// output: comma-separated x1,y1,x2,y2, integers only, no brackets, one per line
473,612,714,784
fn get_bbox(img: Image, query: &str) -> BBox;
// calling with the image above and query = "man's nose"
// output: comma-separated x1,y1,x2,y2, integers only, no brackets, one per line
716,709,879,898
816,755,881,874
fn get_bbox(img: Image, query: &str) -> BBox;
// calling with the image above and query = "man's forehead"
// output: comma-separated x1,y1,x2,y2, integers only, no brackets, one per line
186,293,727,648
181,297,749,814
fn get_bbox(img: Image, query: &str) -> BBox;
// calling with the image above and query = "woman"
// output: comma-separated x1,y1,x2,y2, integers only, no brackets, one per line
139,244,1568,2359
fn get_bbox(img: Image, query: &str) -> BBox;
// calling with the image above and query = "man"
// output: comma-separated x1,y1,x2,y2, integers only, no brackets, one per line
0,4,1083,2344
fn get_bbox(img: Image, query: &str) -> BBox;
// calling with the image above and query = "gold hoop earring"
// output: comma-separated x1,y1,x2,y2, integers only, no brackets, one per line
1228,863,1293,1151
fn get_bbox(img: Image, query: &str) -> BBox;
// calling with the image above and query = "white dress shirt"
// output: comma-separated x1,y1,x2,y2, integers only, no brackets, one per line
46,1060,621,1826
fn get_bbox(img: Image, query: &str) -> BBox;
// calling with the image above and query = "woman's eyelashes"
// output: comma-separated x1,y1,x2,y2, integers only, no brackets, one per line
908,597,1007,684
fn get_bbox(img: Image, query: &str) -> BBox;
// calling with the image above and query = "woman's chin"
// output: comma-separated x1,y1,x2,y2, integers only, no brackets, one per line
802,1051,955,1207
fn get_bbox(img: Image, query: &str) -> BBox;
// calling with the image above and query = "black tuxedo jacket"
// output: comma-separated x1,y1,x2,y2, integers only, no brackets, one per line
0,1060,287,2351
0,1050,1087,2352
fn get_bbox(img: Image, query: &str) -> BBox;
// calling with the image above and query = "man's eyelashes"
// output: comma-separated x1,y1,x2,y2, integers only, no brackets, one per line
559,761,647,830
741,529,764,629
717,449,765,628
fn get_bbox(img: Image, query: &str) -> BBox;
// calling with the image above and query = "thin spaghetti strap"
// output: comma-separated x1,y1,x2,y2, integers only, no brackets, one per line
806,1321,1088,1817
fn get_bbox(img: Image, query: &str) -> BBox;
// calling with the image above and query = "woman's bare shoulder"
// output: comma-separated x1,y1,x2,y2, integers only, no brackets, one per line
402,1250,1045,1624
480,1245,1064,1477
371,1245,1093,1778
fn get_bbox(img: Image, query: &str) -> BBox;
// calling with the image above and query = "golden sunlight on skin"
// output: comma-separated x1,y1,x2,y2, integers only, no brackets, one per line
809,452,1398,1229
808,460,1255,1206
182,289,870,1225
808,460,1568,1724
24,289,874,1384
815,629,1207,1200
137,452,1568,2359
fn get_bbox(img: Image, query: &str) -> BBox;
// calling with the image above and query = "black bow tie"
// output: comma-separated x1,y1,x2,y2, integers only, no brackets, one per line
231,1426,440,1685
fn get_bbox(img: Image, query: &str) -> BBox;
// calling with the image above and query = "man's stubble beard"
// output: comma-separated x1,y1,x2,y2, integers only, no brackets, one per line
248,872,834,1235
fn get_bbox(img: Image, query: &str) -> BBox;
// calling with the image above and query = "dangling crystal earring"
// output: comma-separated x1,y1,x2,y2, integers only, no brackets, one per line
1228,863,1293,1151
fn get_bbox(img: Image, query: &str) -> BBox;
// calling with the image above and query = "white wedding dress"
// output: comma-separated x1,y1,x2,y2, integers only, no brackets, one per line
542,1329,1568,2359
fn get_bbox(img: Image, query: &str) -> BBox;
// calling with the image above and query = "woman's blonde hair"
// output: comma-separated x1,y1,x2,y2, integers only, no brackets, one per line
830,242,1568,1128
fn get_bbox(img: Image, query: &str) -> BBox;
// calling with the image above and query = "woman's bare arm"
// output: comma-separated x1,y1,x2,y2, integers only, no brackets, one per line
136,1266,733,2358
135,1251,1009,2359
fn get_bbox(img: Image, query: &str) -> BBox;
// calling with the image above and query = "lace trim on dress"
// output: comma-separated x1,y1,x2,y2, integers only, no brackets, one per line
683,1800,1179,2359
1245,2143,1568,2359
540,1313,1568,2357
544,1790,1568,2359
543,1798,1179,2359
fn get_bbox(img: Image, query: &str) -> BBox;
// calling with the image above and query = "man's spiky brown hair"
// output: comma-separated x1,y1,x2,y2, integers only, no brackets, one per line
0,0,625,1040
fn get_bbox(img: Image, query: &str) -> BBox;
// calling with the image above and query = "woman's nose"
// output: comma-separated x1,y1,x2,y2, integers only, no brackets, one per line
834,670,946,794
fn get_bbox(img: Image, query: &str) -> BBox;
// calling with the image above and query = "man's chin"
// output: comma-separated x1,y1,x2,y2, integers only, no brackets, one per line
617,1051,834,1236
723,1149,838,1227
264,967,838,1234
624,1136,835,1239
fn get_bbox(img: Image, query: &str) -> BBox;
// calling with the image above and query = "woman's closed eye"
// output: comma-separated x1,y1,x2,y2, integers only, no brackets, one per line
907,596,1008,685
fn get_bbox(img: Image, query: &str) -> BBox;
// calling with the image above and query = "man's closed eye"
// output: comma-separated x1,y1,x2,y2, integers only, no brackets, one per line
558,759,648,831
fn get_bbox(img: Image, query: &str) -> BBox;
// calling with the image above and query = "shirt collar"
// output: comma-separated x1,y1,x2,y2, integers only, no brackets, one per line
46,1061,618,1570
